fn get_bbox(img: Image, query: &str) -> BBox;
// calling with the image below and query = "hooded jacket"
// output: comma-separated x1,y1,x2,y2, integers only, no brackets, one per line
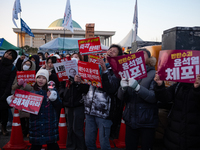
0,52,17,110
12,60,36,92
118,57,158,129
12,60,36,118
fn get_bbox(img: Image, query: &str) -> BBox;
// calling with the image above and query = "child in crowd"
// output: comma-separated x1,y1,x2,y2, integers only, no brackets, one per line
7,69,62,150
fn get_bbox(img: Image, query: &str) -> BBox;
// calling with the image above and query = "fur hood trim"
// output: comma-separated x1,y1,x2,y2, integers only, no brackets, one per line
146,57,157,67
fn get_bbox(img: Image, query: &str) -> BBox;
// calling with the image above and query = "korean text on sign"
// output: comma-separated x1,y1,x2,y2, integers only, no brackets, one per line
157,50,200,83
78,37,102,55
9,89,44,115
78,61,102,88
107,51,147,80
17,70,36,86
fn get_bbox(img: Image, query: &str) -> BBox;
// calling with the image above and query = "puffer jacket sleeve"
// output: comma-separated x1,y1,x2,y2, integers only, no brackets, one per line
51,89,62,115
137,80,157,103
101,70,120,94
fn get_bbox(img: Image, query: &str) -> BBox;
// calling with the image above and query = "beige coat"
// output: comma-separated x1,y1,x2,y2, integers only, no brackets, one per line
12,60,36,118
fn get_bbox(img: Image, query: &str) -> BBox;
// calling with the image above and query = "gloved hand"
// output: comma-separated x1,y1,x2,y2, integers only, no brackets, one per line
6,95,14,105
18,79,27,88
120,78,128,91
128,78,140,91
48,90,57,101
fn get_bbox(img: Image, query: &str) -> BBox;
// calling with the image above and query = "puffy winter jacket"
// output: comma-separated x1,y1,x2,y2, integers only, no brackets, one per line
154,82,200,150
118,57,158,129
84,65,120,119
29,89,62,145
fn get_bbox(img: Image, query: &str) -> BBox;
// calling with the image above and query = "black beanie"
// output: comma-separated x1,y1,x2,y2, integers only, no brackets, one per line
137,48,151,58
6,49,18,61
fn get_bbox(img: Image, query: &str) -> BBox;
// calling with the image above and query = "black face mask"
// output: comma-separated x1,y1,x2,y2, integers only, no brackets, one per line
1,57,13,66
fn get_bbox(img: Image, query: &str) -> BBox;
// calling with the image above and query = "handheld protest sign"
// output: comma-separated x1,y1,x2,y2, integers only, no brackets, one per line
78,37,102,55
157,50,200,83
10,89,44,115
17,70,36,86
107,51,147,80
78,61,102,88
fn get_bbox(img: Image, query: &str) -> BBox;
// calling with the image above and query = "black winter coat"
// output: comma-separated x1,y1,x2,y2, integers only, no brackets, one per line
49,69,60,90
154,82,200,150
0,59,17,110
60,81,89,108
118,65,158,129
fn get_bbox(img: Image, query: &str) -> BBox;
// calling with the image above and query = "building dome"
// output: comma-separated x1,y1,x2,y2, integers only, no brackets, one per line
48,18,83,30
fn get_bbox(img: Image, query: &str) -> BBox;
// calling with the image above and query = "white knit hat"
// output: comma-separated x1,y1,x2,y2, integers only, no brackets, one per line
36,69,49,82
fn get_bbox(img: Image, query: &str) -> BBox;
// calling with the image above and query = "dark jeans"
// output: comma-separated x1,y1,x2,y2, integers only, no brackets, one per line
125,125,155,150
0,109,9,128
65,106,86,150
30,143,59,150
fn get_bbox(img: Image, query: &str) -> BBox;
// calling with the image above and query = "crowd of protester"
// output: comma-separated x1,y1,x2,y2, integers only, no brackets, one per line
0,45,200,150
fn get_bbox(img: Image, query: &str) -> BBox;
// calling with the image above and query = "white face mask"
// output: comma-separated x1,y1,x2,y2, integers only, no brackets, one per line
71,58,78,64
23,65,30,71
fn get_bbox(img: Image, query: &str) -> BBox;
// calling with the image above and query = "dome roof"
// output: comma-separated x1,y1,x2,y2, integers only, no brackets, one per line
48,18,82,30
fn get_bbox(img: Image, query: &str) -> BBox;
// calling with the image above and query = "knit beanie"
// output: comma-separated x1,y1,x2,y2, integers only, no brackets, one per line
137,48,151,58
36,69,49,82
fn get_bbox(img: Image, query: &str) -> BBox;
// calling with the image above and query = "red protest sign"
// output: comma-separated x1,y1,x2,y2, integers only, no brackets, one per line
78,37,102,55
53,62,69,81
57,57,71,63
78,61,102,88
39,61,46,67
89,54,100,64
157,50,200,83
107,51,147,80
10,89,44,115
17,70,36,86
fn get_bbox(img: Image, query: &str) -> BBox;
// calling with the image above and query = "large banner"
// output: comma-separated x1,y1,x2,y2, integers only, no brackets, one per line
157,50,200,83
10,89,44,115
17,70,36,86
78,37,102,55
78,61,102,88
107,51,147,80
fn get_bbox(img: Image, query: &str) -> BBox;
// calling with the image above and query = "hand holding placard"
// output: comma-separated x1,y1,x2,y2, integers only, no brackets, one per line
194,74,200,88
154,71,164,86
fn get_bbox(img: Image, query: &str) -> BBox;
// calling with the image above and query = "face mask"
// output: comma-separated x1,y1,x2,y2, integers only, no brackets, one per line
23,65,30,71
40,59,42,62
71,58,78,64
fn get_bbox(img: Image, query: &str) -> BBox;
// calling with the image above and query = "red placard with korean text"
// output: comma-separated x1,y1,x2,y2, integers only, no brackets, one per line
78,37,102,55
17,70,36,86
53,62,68,81
10,89,44,115
78,61,102,88
157,50,200,83
39,61,45,67
89,55,100,64
57,57,71,63
107,51,147,80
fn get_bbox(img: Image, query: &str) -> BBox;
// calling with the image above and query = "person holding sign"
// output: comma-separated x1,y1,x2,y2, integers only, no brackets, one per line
154,72,200,150
84,44,123,150
118,48,158,150
8,69,62,150
59,55,89,150
12,59,36,137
